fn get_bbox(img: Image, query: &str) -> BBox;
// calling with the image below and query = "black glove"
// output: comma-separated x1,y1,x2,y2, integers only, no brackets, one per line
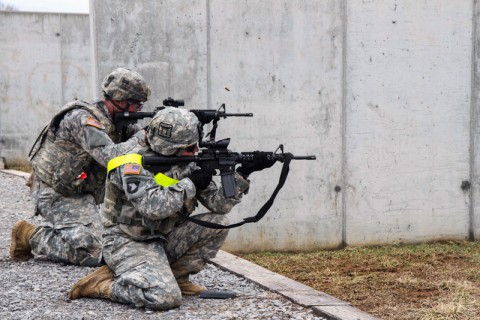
236,151,276,177
125,123,143,139
188,169,214,191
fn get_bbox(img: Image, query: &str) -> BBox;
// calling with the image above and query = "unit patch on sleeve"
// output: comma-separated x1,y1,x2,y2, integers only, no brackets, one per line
126,180,141,194
85,117,104,129
124,164,141,175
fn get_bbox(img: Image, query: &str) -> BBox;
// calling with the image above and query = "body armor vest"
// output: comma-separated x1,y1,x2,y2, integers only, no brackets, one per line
29,101,121,202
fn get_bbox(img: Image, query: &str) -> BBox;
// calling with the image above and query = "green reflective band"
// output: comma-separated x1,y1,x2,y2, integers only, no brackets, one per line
107,154,143,172
154,173,179,187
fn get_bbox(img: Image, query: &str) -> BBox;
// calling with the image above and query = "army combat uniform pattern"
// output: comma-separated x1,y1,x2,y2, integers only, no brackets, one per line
102,147,250,310
28,100,145,266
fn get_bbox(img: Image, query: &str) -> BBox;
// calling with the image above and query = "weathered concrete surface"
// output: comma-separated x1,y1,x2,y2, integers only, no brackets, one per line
90,0,208,108
472,0,480,242
0,12,92,166
91,0,344,251
207,0,344,251
3,1,480,251
345,0,473,245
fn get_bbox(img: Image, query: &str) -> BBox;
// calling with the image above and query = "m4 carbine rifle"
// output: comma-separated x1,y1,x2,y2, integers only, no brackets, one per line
116,97,316,229
143,139,316,198
142,138,315,229
113,97,253,142
140,98,315,198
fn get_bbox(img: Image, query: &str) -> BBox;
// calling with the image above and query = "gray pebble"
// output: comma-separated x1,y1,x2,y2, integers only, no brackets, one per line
0,172,324,319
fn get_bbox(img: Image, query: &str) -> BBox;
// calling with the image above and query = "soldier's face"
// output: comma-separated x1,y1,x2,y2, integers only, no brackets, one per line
105,99,139,115
127,100,143,111
116,100,141,113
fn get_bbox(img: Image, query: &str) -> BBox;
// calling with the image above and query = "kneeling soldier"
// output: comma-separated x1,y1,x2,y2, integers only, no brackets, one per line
69,107,275,310
10,67,150,266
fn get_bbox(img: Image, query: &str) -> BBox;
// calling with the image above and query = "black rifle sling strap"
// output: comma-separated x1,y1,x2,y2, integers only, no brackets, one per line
180,153,294,229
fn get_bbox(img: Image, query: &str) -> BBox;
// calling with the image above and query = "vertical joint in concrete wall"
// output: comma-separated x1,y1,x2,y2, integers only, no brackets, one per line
340,0,348,247
206,0,211,107
469,0,478,241
59,14,66,104
89,0,99,100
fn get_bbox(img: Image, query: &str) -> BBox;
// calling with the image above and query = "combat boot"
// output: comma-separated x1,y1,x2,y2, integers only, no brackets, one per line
10,220,36,261
69,265,113,300
177,278,206,296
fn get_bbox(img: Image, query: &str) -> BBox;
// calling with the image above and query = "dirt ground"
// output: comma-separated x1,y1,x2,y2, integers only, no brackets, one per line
239,241,480,320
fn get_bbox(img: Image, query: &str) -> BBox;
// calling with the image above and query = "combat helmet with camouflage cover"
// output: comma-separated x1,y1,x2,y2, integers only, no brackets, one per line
147,107,199,156
101,67,151,102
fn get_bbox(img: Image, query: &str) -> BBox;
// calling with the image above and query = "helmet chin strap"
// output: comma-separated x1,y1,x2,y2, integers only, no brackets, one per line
106,95,128,113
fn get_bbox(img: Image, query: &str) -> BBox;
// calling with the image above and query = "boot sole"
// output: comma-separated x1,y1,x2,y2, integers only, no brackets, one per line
69,265,113,299
178,283,206,296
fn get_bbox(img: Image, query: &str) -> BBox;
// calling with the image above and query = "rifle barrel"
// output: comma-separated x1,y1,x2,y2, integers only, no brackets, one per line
143,155,197,165
292,155,316,160
223,113,253,117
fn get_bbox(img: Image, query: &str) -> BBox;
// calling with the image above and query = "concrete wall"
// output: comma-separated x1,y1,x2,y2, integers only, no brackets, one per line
2,1,479,251
208,1,345,250
472,0,480,241
0,12,92,166
90,1,208,108
345,1,474,245
91,0,344,251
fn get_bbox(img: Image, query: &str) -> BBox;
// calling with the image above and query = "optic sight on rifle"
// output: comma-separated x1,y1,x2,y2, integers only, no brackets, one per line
163,97,184,107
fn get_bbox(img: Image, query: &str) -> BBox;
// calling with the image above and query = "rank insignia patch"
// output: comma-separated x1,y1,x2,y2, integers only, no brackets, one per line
124,164,141,175
85,117,104,129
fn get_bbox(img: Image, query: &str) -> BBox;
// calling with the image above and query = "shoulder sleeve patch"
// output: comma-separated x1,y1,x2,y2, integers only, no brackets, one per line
124,164,142,175
85,117,105,129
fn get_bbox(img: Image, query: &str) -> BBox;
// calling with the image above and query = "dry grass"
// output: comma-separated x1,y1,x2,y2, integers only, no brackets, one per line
6,165,32,173
238,241,480,320
3,160,32,173
4,164,479,318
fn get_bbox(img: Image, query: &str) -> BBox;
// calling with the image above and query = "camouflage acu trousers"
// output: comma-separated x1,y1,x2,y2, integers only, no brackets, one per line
29,183,103,267
102,213,228,310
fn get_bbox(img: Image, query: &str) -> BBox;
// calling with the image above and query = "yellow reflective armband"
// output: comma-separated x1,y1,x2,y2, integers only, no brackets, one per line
154,173,179,187
107,154,143,172
108,153,179,187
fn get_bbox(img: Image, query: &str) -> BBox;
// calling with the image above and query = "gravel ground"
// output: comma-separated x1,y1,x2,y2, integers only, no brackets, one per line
0,171,324,320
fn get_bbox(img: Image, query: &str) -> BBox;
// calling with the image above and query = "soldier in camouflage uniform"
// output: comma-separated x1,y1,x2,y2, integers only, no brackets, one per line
68,107,275,310
10,67,151,267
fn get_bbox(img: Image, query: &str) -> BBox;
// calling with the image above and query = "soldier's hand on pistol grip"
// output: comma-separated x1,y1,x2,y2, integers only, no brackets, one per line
187,168,214,191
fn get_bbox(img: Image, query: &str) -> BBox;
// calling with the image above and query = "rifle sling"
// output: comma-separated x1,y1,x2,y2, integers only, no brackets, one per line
180,153,294,229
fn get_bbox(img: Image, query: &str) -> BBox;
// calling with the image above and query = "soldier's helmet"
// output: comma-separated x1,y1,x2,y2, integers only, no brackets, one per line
147,107,200,155
101,67,151,102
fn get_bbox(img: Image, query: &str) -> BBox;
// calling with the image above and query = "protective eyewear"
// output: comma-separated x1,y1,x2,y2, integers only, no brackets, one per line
179,144,198,153
127,99,144,111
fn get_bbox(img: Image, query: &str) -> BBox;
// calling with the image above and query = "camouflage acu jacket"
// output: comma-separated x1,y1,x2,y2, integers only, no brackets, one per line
103,148,250,240
29,100,142,203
